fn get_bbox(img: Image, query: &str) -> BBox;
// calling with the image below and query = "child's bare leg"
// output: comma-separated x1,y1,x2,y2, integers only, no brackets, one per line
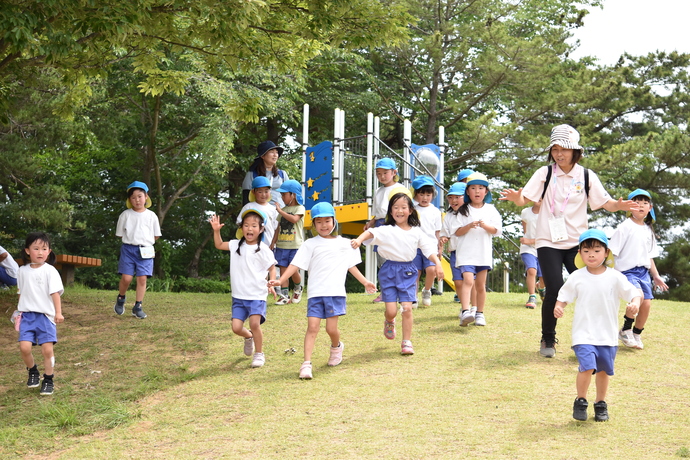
594,371,610,402
290,271,302,286
635,299,652,329
118,274,133,296
304,316,321,362
474,271,488,313
526,267,537,295
576,369,593,399
135,275,147,302
232,318,252,339
384,302,397,322
400,302,414,341
247,315,263,353
471,284,477,307
41,342,55,375
325,316,340,347
19,341,35,368
460,274,474,310
278,266,289,289
424,266,435,290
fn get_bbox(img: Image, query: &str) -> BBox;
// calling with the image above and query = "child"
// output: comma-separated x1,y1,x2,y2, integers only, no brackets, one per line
210,210,277,368
114,181,162,319
273,180,306,305
352,191,444,355
16,232,64,395
457,169,475,183
454,173,502,327
364,158,406,303
439,182,466,315
269,202,376,379
520,201,545,308
609,189,668,349
237,176,279,250
0,244,19,288
412,175,442,306
554,229,641,422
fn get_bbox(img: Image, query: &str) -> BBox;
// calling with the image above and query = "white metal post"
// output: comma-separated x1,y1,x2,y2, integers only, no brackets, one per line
338,109,346,204
333,108,341,204
403,119,412,186
365,113,375,283
437,125,445,294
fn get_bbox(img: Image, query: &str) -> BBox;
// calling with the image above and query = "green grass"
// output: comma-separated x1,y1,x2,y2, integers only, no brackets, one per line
1,287,689,459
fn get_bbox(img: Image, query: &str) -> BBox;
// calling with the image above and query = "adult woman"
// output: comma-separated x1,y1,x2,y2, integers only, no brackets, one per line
500,125,637,358
242,140,289,206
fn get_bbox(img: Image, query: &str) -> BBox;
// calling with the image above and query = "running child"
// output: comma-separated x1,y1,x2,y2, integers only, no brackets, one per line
16,232,64,395
609,189,668,350
520,201,545,308
273,179,306,305
237,176,279,250
554,229,641,422
454,173,502,327
269,202,376,379
210,210,277,368
412,175,442,306
352,191,444,355
114,181,162,319
439,182,466,315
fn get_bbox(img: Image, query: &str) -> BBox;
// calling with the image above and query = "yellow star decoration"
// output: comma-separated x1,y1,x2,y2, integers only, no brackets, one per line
309,152,315,162
306,178,315,188
310,191,320,200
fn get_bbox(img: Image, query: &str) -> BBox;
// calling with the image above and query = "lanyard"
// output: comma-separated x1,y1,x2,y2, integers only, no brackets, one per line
549,164,581,216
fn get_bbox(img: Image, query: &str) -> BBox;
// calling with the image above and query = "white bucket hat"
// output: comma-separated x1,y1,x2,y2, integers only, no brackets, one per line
546,124,584,153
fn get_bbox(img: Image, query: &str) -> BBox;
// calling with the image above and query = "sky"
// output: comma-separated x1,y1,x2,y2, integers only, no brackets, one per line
569,0,690,65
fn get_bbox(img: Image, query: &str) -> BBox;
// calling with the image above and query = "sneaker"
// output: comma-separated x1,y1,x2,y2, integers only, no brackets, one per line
132,303,147,319
539,338,557,358
40,377,54,396
291,285,303,304
573,397,588,421
275,294,290,305
411,301,418,309
299,361,313,379
27,366,40,388
538,288,546,301
453,294,459,303
593,400,609,422
383,320,396,340
401,340,414,355
372,294,383,303
525,295,537,309
618,329,637,348
328,342,344,366
460,309,475,327
421,288,432,307
114,295,126,315
474,311,486,326
243,337,255,356
430,287,442,296
633,333,644,350
251,352,265,368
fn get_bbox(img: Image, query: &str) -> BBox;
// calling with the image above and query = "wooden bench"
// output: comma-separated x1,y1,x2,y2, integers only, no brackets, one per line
17,254,102,286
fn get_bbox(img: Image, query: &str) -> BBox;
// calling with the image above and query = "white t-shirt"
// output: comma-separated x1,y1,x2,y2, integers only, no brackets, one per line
454,203,503,267
367,225,437,262
116,209,162,246
415,203,442,240
236,202,279,245
519,207,539,257
440,210,462,252
609,218,659,272
373,183,406,219
290,236,362,299
17,264,64,324
229,240,276,300
521,164,611,250
557,267,639,346
242,169,289,206
0,245,19,279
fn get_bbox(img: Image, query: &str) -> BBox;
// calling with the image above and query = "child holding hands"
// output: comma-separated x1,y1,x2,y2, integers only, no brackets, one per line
269,202,376,379
554,229,641,422
210,210,276,368
273,179,306,305
412,175,442,306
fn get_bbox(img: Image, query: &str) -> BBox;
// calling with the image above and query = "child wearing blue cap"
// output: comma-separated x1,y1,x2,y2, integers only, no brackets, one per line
608,189,668,349
236,176,279,249
440,182,466,308
274,180,306,305
554,229,641,422
114,181,162,319
411,175,442,306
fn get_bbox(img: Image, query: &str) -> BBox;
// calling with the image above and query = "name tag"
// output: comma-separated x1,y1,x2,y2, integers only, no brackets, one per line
548,216,568,242
139,246,155,259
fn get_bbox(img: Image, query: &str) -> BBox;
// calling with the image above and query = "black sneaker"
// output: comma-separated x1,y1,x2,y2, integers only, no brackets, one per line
132,303,147,319
539,337,558,358
593,401,609,422
573,397,588,421
430,287,442,296
27,366,40,388
40,377,54,395
114,295,126,315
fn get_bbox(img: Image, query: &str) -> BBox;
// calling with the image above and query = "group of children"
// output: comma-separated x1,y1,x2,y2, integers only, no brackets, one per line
10,151,666,422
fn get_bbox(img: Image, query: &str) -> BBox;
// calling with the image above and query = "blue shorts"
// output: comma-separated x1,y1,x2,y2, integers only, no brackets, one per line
623,266,653,300
379,260,418,303
449,251,463,281
274,248,298,268
520,253,542,278
307,296,346,319
572,344,617,376
118,244,154,277
412,248,435,272
458,265,491,276
232,298,267,324
0,266,17,286
18,312,58,345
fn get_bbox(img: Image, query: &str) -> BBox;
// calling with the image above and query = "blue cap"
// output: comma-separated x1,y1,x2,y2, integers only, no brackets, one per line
276,179,304,205
627,188,655,222
447,182,467,196
411,175,435,191
310,202,338,236
579,228,608,246
375,158,397,170
464,172,492,203
251,176,271,189
457,169,475,181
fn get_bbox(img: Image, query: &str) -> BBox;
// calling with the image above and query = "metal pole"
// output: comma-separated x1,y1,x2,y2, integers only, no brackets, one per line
437,125,445,294
403,119,411,187
333,108,341,204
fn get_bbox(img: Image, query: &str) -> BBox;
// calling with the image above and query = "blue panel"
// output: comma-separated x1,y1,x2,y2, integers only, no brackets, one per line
305,141,333,210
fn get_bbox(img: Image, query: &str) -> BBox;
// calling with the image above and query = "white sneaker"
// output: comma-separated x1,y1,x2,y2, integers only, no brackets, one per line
243,337,255,356
633,333,644,349
299,361,313,379
251,352,265,368
328,342,344,366
619,329,637,348
474,312,486,326
460,309,475,327
421,288,432,307
291,285,303,303
275,295,290,305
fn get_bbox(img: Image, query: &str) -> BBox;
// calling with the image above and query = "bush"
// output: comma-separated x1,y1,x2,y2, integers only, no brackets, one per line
146,276,229,294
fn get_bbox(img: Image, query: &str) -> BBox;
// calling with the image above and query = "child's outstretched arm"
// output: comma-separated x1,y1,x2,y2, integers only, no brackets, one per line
267,264,277,298
268,264,299,288
208,214,230,251
351,230,373,249
348,266,377,294
626,295,642,318
554,300,567,318
427,254,445,281
52,292,63,324
650,259,669,292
